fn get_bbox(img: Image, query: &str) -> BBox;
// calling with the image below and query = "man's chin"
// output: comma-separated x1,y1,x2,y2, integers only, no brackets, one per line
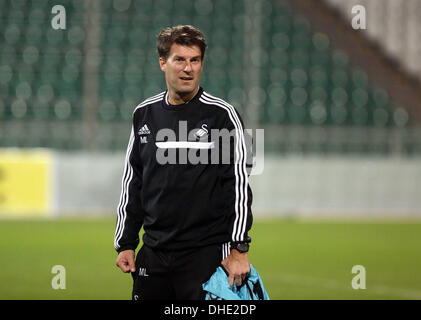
175,86,197,96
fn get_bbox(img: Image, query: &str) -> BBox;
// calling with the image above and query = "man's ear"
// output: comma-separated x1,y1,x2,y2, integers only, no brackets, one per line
159,57,166,72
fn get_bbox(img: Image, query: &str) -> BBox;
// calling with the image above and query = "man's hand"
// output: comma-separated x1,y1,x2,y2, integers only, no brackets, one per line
116,249,136,273
221,249,250,289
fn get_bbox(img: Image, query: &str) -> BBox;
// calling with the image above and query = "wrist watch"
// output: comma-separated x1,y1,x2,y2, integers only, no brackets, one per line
231,242,249,253
230,237,251,253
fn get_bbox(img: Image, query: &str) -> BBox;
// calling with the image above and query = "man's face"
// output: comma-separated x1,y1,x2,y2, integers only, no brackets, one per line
159,43,204,97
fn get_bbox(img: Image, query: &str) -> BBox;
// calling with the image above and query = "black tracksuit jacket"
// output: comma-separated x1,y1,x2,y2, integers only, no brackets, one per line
114,87,253,253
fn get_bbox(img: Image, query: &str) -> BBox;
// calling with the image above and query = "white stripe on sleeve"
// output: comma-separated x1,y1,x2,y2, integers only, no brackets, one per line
200,93,249,242
114,94,165,250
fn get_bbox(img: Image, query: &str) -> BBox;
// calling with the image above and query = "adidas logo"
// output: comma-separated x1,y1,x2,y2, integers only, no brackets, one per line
138,124,151,135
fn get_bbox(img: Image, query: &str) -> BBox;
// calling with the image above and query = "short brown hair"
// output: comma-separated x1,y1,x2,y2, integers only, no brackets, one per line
157,25,207,60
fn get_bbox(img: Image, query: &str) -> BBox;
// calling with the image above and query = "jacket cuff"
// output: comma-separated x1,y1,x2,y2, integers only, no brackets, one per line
116,245,137,254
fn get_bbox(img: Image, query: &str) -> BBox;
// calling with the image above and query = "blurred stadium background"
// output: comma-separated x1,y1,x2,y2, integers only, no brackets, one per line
1,0,421,300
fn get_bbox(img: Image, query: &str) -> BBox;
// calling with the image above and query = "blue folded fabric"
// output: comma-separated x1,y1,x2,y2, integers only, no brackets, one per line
202,264,270,300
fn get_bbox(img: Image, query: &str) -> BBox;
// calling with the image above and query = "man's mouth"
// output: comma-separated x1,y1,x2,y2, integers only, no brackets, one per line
180,77,193,81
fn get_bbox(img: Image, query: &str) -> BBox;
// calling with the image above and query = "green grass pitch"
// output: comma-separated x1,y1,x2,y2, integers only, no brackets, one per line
0,218,420,299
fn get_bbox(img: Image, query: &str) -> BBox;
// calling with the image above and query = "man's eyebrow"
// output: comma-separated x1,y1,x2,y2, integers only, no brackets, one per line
173,55,202,60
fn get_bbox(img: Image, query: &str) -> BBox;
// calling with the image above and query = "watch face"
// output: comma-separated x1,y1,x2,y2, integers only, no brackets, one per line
237,243,249,252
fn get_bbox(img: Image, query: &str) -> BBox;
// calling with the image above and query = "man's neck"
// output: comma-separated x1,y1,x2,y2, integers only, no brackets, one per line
168,87,199,105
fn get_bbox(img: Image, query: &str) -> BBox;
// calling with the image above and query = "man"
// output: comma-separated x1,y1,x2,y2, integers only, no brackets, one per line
114,25,253,300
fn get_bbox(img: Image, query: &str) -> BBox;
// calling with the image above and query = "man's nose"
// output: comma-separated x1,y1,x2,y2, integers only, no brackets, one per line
184,61,192,72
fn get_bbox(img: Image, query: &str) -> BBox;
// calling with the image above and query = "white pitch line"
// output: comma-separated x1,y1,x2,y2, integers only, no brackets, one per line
264,273,421,299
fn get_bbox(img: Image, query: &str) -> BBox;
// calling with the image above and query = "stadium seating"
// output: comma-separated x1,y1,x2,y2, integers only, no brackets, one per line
0,0,86,148
0,0,416,151
259,0,408,129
